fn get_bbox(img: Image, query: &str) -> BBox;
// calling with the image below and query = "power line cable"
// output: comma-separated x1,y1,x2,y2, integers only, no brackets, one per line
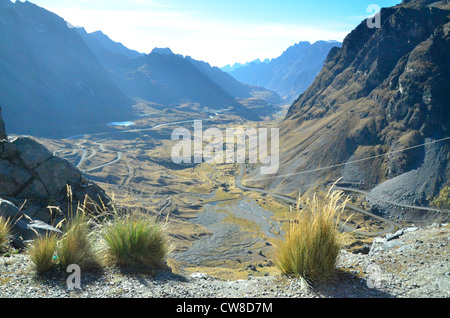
246,136,450,182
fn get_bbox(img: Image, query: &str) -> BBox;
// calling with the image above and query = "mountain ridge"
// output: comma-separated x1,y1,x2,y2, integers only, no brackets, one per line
81,31,283,120
225,40,342,102
245,0,450,220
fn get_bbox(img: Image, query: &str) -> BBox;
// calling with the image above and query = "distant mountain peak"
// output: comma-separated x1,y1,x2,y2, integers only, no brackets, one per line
151,47,174,55
91,30,108,37
76,27,143,59
224,40,342,102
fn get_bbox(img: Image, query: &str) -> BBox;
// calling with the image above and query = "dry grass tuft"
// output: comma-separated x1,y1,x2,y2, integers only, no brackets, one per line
0,216,12,249
102,213,171,270
26,185,170,274
275,186,350,282
56,210,102,271
28,233,58,273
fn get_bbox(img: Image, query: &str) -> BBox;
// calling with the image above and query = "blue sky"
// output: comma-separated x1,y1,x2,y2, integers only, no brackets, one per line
26,0,401,67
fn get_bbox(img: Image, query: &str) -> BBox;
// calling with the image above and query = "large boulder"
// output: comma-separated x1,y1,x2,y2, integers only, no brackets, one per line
0,110,110,248
0,198,62,249
0,136,109,207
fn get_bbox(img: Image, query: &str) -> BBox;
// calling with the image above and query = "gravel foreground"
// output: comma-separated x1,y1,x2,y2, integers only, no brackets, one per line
0,224,448,298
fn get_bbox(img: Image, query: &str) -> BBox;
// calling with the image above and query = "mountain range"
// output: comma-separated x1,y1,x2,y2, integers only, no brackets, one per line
221,58,271,73
78,32,283,119
223,41,342,102
245,0,450,219
0,0,282,138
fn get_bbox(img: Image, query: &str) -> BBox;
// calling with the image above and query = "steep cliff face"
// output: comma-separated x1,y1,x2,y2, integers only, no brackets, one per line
245,0,450,212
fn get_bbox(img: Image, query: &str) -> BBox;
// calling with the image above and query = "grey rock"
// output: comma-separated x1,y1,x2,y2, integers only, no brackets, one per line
0,159,33,197
0,141,17,160
34,157,82,198
0,106,6,141
0,117,110,249
386,229,404,241
16,178,49,201
397,244,414,253
190,273,210,280
404,227,419,233
0,198,21,219
12,218,62,248
382,240,405,251
0,130,108,208
0,198,62,248
12,137,53,170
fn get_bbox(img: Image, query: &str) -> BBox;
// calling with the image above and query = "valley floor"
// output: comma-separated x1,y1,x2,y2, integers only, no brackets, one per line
7,107,445,296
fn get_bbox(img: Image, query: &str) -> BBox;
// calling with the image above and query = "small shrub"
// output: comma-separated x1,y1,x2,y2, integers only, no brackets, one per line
0,216,12,249
275,188,349,282
102,214,170,270
431,187,450,210
28,233,58,273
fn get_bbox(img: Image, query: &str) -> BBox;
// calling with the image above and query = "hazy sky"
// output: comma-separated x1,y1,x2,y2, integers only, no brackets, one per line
27,0,401,67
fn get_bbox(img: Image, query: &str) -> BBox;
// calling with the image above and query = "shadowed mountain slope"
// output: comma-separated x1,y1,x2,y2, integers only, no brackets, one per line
0,0,134,138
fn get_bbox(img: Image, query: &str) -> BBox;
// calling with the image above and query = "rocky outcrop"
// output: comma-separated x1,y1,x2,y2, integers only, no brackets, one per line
0,107,110,248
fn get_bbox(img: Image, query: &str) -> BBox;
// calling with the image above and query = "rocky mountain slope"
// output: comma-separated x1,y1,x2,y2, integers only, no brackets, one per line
245,0,450,222
77,28,144,60
225,41,342,102
0,0,134,138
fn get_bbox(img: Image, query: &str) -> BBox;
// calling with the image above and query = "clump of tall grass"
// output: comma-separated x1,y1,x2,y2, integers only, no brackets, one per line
56,211,102,270
102,213,170,270
27,186,170,273
28,233,58,273
275,187,350,282
27,187,104,273
0,216,12,249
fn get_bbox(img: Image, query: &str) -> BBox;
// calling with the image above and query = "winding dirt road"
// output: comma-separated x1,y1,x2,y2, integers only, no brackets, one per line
235,163,399,237
334,186,442,213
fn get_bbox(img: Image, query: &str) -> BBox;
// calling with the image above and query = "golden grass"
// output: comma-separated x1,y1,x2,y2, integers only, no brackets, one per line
27,186,106,273
102,213,171,270
25,187,171,274
28,233,58,273
56,211,102,270
275,187,350,282
0,216,12,249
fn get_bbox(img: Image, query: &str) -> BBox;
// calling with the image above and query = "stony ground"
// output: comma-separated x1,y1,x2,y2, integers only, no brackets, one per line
0,223,448,298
